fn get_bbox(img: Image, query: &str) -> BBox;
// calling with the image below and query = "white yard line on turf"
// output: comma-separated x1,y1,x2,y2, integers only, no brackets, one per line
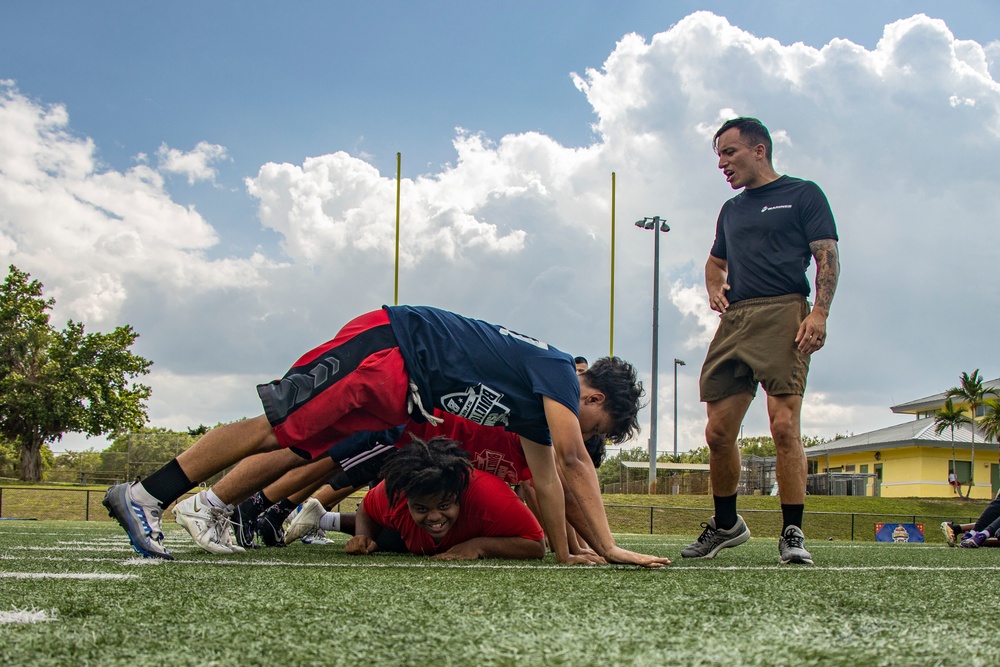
3,554,1000,572
0,608,56,624
0,572,137,580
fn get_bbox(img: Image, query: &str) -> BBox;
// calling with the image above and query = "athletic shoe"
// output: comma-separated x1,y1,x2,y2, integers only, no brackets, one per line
231,503,260,549
225,523,246,555
680,515,751,559
174,491,239,555
257,512,287,547
960,530,988,548
778,525,814,565
301,528,332,545
102,483,173,560
940,521,957,547
284,498,326,544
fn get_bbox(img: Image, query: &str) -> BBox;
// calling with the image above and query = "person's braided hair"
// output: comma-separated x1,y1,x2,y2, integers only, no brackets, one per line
380,436,474,505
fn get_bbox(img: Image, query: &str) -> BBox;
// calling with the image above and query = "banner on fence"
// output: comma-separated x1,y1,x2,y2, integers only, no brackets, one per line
874,522,924,543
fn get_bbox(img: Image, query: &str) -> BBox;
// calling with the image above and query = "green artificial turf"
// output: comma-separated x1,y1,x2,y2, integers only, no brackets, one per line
1,521,996,666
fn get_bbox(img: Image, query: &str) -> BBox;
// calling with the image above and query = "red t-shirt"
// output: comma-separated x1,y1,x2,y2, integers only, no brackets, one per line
402,412,532,485
361,469,544,555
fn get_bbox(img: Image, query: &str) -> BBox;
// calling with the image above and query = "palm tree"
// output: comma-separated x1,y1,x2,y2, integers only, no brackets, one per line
945,370,999,497
979,398,1000,471
934,398,972,490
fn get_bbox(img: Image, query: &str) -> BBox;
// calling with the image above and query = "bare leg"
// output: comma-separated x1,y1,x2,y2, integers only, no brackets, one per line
262,457,340,505
767,394,806,505
705,393,754,496
313,484,359,510
176,415,280,483
212,448,308,506
286,478,331,506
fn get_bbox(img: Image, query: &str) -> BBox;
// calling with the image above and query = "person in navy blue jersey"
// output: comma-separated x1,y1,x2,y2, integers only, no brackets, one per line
105,305,670,568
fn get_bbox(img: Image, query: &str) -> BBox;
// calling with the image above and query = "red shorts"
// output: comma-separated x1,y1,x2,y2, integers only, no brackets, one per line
257,309,411,459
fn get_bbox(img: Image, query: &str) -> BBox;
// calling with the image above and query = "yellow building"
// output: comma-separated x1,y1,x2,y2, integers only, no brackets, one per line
806,378,1000,499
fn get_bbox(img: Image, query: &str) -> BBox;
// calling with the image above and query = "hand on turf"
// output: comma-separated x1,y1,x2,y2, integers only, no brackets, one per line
556,552,606,566
571,546,600,559
432,544,480,561
604,546,671,568
345,535,378,555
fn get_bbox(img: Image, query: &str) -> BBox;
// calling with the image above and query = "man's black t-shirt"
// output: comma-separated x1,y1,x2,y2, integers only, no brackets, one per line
710,175,838,304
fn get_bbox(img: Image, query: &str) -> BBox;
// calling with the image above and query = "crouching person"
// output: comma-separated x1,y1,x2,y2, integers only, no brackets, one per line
346,437,545,561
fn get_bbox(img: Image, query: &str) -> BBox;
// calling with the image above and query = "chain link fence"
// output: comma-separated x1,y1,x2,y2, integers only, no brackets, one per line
0,486,977,544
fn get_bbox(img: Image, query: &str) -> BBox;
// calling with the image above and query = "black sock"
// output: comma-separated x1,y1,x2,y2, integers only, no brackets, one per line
238,491,273,521
141,459,193,509
713,494,738,530
251,490,273,515
782,504,804,532
265,498,297,524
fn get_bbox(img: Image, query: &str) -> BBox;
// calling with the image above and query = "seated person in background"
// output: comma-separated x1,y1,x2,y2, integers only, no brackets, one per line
941,489,1000,548
342,436,545,560
948,469,961,495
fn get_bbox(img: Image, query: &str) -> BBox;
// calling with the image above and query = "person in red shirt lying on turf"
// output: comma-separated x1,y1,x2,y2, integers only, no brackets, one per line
277,410,605,555
340,436,545,560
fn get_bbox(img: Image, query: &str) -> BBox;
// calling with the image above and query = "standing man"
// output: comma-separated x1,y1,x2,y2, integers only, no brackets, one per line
681,117,840,565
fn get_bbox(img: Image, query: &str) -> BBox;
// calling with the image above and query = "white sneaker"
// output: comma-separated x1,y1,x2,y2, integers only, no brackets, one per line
283,498,326,544
174,491,239,555
225,523,246,554
301,528,332,545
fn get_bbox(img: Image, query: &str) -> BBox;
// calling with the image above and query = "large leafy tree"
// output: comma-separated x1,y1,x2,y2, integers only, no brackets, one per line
945,370,998,497
934,398,972,484
0,265,152,481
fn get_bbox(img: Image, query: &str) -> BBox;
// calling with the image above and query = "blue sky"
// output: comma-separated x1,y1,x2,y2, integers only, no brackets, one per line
2,1,999,454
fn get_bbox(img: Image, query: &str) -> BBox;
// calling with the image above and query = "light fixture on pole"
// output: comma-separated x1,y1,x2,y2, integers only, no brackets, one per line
635,216,670,494
673,358,685,458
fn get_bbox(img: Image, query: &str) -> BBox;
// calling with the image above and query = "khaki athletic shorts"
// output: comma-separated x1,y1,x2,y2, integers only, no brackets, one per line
699,294,811,402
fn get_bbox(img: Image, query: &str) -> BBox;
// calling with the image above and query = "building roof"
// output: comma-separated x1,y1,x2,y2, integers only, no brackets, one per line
891,377,1000,414
805,417,997,457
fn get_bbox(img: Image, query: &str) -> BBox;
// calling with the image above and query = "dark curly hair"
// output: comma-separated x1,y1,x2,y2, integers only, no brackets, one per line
380,436,473,506
579,356,645,445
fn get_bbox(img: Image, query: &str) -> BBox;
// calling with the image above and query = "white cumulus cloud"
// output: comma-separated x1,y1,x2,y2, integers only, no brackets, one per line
155,141,229,185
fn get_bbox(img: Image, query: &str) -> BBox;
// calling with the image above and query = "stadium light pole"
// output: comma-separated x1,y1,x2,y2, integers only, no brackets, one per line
635,216,670,494
394,152,401,305
673,358,685,458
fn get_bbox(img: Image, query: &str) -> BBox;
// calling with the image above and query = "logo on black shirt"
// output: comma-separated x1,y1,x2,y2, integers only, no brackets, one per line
441,384,511,427
761,204,793,212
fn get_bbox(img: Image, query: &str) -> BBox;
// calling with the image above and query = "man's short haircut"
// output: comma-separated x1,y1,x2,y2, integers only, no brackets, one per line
574,356,589,367
584,435,607,469
714,117,772,162
380,436,473,505
579,356,645,445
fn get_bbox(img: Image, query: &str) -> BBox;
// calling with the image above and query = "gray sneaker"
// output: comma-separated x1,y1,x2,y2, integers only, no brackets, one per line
778,525,813,564
681,515,751,559
102,482,174,560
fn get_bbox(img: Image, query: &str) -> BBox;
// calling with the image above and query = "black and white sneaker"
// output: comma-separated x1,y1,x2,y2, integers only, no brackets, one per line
257,511,287,547
680,515,750,559
231,503,260,549
778,525,813,565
